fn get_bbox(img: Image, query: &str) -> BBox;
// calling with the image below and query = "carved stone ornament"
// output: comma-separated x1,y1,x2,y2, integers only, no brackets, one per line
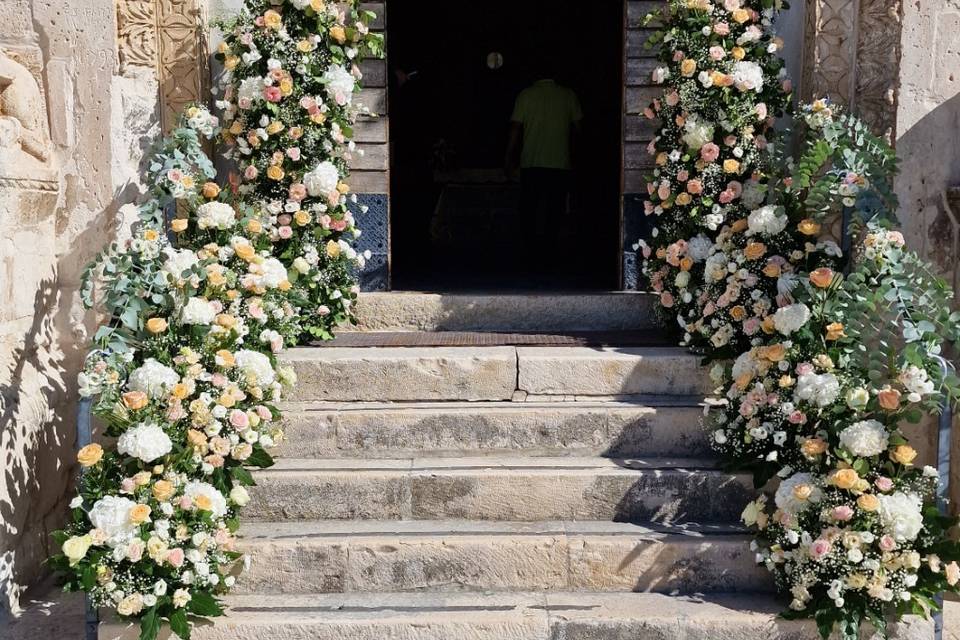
0,49,52,165
801,0,903,141
115,0,209,132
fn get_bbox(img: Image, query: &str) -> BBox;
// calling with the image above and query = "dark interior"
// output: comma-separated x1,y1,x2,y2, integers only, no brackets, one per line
388,1,624,291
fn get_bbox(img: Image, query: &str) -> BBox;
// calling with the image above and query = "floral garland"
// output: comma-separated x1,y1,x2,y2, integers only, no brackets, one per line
641,1,960,637
50,2,382,639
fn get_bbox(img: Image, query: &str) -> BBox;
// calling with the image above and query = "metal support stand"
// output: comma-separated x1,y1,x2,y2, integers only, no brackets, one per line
77,397,99,640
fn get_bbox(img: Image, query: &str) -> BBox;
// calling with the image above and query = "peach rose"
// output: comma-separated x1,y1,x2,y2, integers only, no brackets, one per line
77,443,103,467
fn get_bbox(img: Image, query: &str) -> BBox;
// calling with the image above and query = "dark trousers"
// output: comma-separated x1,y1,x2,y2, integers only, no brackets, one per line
520,168,570,240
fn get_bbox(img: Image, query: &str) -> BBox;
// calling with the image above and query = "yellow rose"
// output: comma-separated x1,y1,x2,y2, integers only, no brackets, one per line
857,494,880,512
779,374,795,388
310,0,325,10
218,393,237,408
263,9,282,30
228,120,244,136
77,443,103,467
310,112,327,125
266,120,284,135
797,219,821,236
235,243,256,262
171,383,191,400
224,55,239,71
337,182,350,194
187,429,208,450
679,256,694,272
133,471,152,486
831,468,860,490
216,314,237,329
146,317,168,334
731,47,746,60
293,210,311,226
730,305,747,321
329,25,347,44
762,262,782,278
152,480,175,502
792,484,813,502
730,219,749,234
891,445,917,465
723,159,741,174
732,8,750,23
278,280,292,292
122,390,149,410
801,438,827,458
279,78,294,96
129,504,152,524
680,58,697,77
170,218,188,233
194,494,213,512
266,165,285,181
62,535,93,567
762,343,786,362
809,267,835,288
143,229,159,242
326,240,341,258
180,175,195,189
247,219,264,234
296,39,314,53
675,192,692,206
761,316,776,334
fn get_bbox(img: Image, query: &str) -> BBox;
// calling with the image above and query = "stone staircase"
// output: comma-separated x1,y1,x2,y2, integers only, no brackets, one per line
103,293,930,639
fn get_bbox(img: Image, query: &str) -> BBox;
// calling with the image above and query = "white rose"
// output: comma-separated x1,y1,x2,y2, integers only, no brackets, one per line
196,202,237,230
234,349,276,386
183,481,228,519
117,423,173,463
303,161,341,197
88,496,139,546
292,257,310,274
181,297,216,325
846,387,870,409
172,588,191,608
128,358,179,399
775,472,822,517
839,420,889,457
878,492,924,542
230,486,251,506
675,270,691,289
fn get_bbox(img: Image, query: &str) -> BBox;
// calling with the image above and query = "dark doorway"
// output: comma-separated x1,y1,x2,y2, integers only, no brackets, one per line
388,1,624,291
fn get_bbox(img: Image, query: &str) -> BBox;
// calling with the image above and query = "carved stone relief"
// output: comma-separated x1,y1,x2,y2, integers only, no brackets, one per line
801,0,903,141
116,0,209,132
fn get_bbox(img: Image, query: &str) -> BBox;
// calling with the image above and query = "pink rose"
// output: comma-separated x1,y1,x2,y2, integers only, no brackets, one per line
724,0,740,10
244,165,258,180
809,539,832,560
263,86,282,102
288,183,307,202
888,231,905,246
179,496,193,510
700,143,720,163
831,505,854,522
719,189,736,204
300,96,316,110
641,244,652,258
756,103,768,120
167,169,183,182
286,147,302,162
270,335,283,353
278,214,292,226
879,535,897,552
278,225,293,239
643,107,656,120
127,540,144,562
317,305,331,316
660,292,674,308
714,22,730,36
319,214,332,229
796,363,815,376
657,182,672,201
205,454,225,468
703,302,716,317
709,46,726,61
687,179,703,195
672,50,685,62
665,91,680,106
782,79,793,93
787,411,807,424
240,33,253,46
875,476,894,492
230,409,250,429
121,478,136,494
330,218,348,232
211,373,228,388
256,405,272,421
677,169,689,182
743,317,760,335
755,135,768,150
166,547,185,568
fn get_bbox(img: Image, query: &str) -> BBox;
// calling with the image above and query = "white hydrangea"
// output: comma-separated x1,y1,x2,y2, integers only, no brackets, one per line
181,297,216,325
183,481,228,519
878,491,924,542
746,205,787,237
732,61,764,92
321,64,356,106
162,248,199,280
196,202,237,230
234,349,276,386
88,496,140,546
794,372,841,408
303,161,341,197
260,258,288,288
687,234,714,262
118,422,174,463
773,303,811,335
289,0,311,8
681,117,715,151
128,358,179,398
775,472,822,517
838,420,889,457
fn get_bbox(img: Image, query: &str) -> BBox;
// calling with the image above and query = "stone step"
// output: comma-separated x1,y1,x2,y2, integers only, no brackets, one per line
100,591,931,640
245,457,754,523
276,399,710,459
281,346,711,402
346,292,657,332
233,520,769,595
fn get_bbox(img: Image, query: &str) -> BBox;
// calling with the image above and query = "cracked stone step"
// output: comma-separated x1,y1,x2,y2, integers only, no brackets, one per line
344,292,657,332
232,520,770,595
99,591,932,640
280,346,711,402
276,399,710,459
245,457,754,523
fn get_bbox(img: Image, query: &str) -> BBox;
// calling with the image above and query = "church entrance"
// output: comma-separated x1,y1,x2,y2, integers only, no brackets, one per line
387,1,625,291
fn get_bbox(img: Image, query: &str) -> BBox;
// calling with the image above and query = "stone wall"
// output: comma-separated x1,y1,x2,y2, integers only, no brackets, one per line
0,0,161,619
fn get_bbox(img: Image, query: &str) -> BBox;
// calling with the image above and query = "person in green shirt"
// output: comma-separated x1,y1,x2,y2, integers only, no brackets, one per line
506,70,583,243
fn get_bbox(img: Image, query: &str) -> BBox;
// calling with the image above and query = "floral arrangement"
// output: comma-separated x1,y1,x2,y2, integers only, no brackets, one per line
50,2,382,638
641,1,960,637
637,0,793,341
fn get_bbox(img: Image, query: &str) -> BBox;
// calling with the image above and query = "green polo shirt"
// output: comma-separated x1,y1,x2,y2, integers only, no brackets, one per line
511,79,582,170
